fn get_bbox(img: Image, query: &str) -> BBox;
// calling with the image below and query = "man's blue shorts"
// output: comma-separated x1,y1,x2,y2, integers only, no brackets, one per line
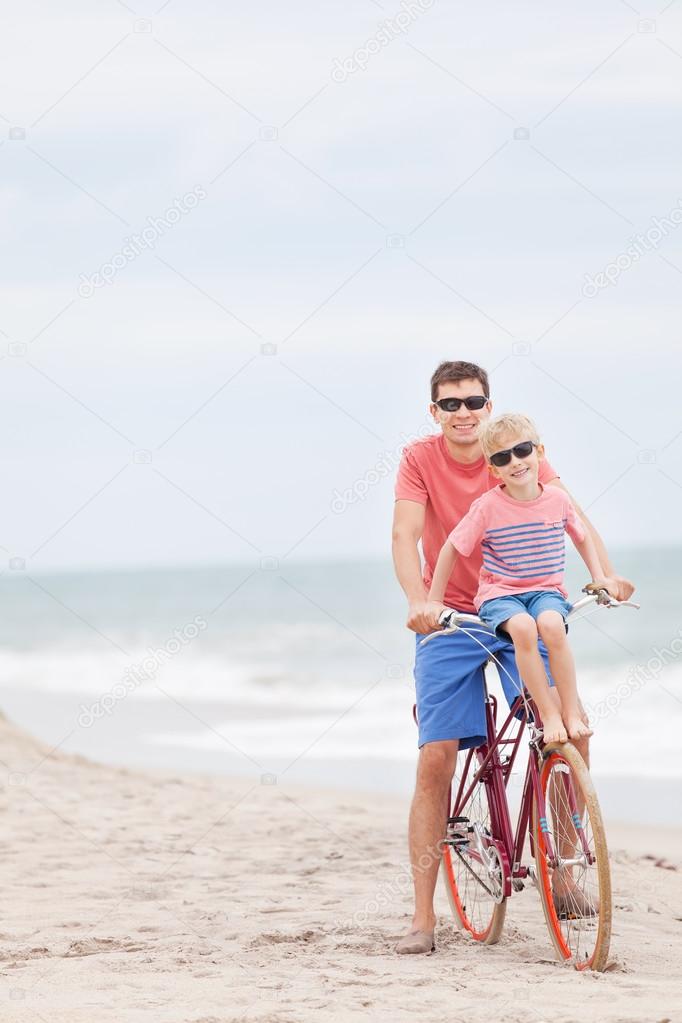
479,590,573,637
414,623,555,750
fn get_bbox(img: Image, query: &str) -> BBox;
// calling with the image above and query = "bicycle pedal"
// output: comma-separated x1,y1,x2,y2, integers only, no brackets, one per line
446,816,472,847
512,879,525,892
444,834,470,849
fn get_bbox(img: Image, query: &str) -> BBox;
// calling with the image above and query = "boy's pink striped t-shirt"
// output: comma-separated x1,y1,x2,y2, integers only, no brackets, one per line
449,483,585,609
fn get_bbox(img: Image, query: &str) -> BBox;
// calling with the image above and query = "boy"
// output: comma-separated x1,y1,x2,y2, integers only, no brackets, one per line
428,412,617,743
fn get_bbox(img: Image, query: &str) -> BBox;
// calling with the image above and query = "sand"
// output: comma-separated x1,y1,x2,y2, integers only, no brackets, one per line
0,712,680,1023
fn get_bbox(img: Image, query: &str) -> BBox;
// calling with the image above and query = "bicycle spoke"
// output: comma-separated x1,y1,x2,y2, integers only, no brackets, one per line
441,748,506,943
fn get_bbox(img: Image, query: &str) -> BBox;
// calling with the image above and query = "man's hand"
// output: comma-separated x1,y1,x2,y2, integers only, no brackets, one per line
592,576,633,601
607,574,635,601
407,600,446,634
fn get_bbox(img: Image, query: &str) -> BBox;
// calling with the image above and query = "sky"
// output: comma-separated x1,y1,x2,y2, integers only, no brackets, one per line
1,0,681,572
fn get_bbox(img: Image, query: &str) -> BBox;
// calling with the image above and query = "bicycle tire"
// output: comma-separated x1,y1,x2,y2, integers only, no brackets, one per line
532,741,612,971
441,749,507,944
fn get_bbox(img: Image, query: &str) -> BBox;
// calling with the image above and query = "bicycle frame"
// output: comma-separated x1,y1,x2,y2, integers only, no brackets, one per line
450,676,592,890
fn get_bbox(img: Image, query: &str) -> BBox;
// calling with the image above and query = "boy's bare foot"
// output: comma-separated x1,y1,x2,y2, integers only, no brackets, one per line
542,715,567,743
566,717,593,740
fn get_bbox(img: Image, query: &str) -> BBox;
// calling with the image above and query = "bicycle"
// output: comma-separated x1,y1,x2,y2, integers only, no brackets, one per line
420,584,639,971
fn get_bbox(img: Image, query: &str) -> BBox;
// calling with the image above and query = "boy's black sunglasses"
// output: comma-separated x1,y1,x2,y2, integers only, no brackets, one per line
433,395,488,412
489,440,536,467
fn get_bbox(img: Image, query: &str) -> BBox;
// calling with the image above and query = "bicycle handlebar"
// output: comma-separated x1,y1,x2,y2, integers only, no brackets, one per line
425,586,640,645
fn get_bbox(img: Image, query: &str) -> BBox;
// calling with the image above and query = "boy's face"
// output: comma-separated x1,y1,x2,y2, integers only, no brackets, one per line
488,431,544,486
431,378,492,448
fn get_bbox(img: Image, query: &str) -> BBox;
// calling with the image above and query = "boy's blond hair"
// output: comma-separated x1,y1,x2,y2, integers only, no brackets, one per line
478,413,541,462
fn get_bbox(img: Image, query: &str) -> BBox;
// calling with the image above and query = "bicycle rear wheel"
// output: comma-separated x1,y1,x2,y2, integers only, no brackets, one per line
441,748,507,944
532,742,612,970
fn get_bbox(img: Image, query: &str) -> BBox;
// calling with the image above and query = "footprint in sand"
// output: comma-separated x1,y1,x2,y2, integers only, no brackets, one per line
63,937,146,957
0,946,50,962
251,929,321,947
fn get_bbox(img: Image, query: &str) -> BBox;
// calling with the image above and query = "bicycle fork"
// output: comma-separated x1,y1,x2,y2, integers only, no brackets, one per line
528,747,593,872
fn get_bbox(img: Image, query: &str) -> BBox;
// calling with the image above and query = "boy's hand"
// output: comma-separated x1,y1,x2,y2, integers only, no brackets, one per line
407,600,446,634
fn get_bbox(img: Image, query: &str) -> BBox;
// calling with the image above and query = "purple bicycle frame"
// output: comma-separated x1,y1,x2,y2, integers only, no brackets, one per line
450,685,592,885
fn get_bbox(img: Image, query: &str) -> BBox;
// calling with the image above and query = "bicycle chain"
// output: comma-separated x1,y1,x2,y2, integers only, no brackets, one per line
451,844,502,901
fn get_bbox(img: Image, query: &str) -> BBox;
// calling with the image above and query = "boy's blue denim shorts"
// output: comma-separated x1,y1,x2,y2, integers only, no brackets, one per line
414,621,555,751
479,590,572,637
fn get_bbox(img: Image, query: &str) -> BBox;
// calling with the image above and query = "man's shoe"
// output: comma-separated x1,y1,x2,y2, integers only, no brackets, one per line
552,887,598,919
395,929,435,954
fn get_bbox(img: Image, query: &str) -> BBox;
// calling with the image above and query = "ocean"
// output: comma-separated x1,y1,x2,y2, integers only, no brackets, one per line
0,549,679,824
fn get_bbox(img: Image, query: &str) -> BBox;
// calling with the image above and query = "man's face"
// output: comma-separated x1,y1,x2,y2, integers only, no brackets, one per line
431,378,492,448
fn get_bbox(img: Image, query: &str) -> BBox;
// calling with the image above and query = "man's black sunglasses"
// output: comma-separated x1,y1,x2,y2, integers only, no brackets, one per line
433,395,488,413
489,440,536,467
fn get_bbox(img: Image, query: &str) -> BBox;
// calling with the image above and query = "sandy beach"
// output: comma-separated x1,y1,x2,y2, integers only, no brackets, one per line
1,711,679,1023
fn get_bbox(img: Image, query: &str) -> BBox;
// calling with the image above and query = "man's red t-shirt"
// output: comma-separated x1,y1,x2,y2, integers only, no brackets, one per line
394,433,559,613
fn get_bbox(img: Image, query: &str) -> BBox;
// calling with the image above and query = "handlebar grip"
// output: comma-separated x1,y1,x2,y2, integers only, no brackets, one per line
582,583,614,606
581,583,641,610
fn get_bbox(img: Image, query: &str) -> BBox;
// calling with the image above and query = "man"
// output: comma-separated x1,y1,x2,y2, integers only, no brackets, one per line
392,360,634,955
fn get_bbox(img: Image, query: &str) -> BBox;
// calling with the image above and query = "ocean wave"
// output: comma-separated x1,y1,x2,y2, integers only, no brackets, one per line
0,645,678,704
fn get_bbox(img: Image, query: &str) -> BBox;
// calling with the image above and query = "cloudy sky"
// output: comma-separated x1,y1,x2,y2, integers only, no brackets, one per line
1,0,681,572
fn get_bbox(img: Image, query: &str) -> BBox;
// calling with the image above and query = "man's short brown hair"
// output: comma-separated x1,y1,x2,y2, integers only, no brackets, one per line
430,361,490,402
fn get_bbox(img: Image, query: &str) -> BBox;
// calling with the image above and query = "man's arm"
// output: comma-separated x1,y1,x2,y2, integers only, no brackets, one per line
571,531,619,599
391,499,444,634
545,477,635,600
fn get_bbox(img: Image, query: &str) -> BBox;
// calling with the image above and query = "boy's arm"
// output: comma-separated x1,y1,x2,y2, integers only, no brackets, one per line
546,478,634,600
428,542,459,605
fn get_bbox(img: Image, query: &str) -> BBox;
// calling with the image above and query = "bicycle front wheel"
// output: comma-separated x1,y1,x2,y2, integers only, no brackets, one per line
441,748,507,944
532,741,612,971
